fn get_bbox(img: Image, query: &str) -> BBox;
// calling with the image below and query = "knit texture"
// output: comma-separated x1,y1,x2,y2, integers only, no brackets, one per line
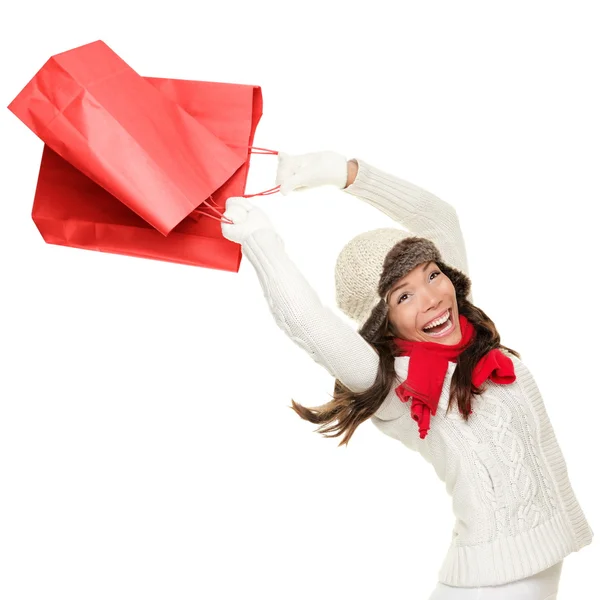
241,159,593,587
334,228,409,323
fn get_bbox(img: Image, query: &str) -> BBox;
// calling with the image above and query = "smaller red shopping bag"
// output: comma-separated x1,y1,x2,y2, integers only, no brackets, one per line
8,40,245,236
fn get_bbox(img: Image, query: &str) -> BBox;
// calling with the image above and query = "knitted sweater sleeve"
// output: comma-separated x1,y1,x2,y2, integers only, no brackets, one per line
242,227,380,393
344,160,471,285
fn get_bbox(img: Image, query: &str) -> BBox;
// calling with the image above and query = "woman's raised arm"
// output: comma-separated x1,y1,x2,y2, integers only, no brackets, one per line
277,152,471,302
221,197,380,393
344,159,470,284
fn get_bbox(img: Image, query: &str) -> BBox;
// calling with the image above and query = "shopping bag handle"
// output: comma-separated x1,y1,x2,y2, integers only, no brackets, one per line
190,194,235,224
245,146,279,155
190,146,280,224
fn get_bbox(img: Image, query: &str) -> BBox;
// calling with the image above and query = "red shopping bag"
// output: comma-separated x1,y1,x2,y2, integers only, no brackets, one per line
8,40,246,236
28,76,263,271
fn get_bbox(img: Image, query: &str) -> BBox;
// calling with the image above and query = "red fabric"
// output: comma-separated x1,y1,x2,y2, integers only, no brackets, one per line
393,314,516,439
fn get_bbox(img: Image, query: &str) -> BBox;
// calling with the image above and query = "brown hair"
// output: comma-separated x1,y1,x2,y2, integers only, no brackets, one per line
289,271,520,447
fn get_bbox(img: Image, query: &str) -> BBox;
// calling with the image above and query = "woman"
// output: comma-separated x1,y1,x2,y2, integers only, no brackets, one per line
220,151,593,599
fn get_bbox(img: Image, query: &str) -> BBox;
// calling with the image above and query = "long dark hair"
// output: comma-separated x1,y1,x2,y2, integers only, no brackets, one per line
289,288,520,447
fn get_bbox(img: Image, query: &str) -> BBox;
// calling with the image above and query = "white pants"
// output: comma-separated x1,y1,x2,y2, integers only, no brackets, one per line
427,560,563,600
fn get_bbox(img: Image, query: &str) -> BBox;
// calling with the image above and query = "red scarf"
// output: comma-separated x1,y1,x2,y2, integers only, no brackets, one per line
393,314,516,439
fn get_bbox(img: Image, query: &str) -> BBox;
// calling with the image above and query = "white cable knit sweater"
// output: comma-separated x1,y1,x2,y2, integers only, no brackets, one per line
240,160,594,588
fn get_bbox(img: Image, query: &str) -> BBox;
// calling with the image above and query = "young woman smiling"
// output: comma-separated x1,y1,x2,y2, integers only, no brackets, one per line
220,151,593,599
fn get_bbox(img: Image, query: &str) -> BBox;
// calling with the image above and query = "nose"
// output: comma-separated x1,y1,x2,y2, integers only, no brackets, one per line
421,289,442,313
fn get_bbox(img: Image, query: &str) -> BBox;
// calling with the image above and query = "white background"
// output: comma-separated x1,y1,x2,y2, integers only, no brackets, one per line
1,2,598,599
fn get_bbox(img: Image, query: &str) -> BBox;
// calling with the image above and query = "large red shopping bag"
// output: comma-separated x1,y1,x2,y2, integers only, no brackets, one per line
8,40,246,236
27,76,263,271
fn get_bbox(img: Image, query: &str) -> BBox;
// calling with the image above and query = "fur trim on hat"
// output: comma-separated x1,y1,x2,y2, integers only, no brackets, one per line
358,298,388,342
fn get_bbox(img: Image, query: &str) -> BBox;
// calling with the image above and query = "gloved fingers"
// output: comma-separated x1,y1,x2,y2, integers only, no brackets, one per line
222,204,248,223
223,197,253,229
275,152,297,186
280,173,306,196
220,219,236,241
225,196,254,212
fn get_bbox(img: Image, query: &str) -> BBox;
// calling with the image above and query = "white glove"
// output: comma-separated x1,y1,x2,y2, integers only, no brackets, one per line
275,151,349,195
221,197,275,244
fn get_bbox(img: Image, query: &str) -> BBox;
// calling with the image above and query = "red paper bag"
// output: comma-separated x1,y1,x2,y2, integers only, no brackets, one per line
8,40,246,236
29,77,262,271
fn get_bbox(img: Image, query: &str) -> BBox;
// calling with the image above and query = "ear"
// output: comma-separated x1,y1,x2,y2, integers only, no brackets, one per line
388,326,399,339
385,317,398,338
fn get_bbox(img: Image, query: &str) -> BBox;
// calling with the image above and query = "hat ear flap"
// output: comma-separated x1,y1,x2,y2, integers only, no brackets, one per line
438,261,472,300
359,298,389,343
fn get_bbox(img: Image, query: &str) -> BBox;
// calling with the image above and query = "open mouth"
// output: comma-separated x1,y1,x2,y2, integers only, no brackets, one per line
422,309,455,337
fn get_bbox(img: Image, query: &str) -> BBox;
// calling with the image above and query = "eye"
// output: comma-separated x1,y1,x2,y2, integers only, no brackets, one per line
396,271,442,304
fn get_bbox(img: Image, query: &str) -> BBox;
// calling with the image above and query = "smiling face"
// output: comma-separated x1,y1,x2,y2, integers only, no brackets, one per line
385,261,462,345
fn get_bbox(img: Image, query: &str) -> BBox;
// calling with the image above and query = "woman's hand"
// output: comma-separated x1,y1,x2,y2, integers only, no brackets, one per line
221,197,275,244
275,151,351,195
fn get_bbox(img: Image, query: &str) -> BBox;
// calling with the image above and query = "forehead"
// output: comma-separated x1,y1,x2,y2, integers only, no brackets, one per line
386,261,437,300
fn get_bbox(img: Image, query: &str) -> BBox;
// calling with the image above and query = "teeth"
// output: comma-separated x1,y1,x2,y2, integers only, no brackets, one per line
423,310,450,330
424,319,453,336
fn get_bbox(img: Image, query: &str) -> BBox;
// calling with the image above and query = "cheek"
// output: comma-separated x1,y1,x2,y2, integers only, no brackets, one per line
389,308,416,335
441,278,456,298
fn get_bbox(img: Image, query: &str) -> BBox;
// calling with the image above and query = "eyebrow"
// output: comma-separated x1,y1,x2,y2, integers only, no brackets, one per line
387,261,434,301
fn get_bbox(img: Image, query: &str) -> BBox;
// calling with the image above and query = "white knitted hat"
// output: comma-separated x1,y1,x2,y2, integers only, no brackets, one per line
334,228,412,325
